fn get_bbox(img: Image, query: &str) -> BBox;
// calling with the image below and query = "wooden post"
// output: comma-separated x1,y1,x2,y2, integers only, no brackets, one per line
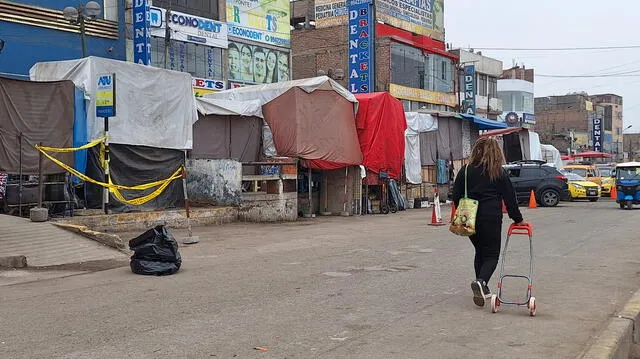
18,133,23,215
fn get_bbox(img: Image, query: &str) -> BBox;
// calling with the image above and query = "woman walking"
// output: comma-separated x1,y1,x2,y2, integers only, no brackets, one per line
452,137,524,307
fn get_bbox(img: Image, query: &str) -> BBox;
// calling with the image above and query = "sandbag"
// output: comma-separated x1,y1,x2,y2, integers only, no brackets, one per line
129,225,182,276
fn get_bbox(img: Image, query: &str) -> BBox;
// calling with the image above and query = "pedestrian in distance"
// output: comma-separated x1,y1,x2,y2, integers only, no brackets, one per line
452,137,525,307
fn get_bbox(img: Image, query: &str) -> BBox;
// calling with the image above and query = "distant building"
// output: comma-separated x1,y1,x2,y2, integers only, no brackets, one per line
590,94,624,155
498,66,535,128
534,93,615,156
623,133,640,161
449,49,503,120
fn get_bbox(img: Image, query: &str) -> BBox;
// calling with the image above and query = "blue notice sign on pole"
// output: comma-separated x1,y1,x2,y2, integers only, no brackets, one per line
133,0,151,65
347,0,374,94
593,117,602,152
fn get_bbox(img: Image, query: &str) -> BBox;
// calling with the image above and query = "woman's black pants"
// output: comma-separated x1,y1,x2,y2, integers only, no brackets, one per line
469,219,502,284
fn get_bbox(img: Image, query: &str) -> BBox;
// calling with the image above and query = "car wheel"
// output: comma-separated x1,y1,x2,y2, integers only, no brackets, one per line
620,202,626,209
540,189,560,207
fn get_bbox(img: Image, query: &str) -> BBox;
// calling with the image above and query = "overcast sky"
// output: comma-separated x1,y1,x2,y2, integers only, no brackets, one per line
444,0,640,133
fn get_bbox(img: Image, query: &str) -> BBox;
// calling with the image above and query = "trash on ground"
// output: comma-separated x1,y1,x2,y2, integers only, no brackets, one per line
129,225,182,276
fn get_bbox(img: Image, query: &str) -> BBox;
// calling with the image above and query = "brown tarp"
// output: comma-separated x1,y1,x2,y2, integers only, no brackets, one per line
0,77,74,174
261,88,363,169
191,114,262,162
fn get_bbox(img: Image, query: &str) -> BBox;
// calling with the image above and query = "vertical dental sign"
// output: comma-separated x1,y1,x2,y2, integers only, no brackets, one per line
133,0,151,65
463,65,476,114
348,0,374,94
593,117,602,152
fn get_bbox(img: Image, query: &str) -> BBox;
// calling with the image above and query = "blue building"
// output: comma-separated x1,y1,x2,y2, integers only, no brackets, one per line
0,0,126,78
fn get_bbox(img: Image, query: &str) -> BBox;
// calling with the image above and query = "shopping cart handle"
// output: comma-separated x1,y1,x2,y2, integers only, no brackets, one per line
508,223,533,236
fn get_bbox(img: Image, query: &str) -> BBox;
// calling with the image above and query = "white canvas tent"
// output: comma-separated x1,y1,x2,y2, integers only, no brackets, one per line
404,112,438,184
541,144,564,169
30,56,196,150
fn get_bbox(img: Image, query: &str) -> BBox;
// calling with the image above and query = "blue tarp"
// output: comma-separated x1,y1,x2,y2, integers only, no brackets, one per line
73,87,88,183
458,114,507,130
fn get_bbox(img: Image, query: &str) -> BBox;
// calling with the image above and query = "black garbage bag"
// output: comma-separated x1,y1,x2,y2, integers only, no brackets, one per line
129,225,182,276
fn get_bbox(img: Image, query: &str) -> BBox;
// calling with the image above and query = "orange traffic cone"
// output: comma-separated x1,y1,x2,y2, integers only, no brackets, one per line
429,202,446,226
502,200,507,213
610,185,617,199
450,202,457,223
528,190,538,209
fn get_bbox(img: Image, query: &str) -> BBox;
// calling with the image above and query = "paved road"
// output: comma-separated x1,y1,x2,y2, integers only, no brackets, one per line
1,201,639,359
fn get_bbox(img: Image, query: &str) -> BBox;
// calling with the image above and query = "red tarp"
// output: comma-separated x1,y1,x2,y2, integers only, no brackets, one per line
354,92,407,179
261,87,364,169
573,150,613,158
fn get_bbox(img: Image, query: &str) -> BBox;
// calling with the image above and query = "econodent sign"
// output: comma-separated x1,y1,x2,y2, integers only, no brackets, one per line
376,0,444,41
149,7,228,48
389,83,456,108
226,0,291,47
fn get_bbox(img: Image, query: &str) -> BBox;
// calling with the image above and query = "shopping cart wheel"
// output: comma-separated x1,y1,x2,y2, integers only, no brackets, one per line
490,294,499,313
528,297,536,317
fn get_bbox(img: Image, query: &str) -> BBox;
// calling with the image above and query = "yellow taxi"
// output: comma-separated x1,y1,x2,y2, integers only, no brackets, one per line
595,164,614,195
564,164,602,184
563,171,601,202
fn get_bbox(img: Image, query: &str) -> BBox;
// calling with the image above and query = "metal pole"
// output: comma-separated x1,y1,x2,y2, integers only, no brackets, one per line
164,7,171,69
103,117,109,214
343,167,348,213
18,133,23,215
307,167,312,216
80,18,87,58
38,142,43,208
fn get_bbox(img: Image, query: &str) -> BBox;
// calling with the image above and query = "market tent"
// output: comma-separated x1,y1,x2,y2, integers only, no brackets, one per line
573,150,613,159
404,112,437,184
205,76,363,169
541,144,564,169
481,127,543,163
355,92,407,180
194,98,263,171
30,57,196,212
417,111,480,166
0,77,75,174
458,113,508,130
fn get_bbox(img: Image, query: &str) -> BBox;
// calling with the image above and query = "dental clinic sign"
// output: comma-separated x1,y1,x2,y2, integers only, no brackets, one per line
133,0,151,65
149,7,228,48
463,65,476,114
347,0,374,94
593,117,602,152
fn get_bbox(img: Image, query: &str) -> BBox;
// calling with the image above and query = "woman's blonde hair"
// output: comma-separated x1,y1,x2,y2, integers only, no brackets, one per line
469,137,505,182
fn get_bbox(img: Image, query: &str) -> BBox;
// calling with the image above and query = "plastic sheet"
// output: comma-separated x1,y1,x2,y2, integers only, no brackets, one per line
129,225,182,276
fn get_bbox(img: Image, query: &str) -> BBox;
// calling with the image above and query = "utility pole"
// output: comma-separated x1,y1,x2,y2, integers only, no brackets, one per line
164,3,171,69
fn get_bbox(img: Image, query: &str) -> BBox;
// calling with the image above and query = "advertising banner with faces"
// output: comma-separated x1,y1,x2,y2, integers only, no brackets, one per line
227,42,290,86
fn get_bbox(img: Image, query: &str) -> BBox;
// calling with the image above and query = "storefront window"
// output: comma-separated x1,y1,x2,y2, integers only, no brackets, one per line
150,37,223,79
391,42,454,94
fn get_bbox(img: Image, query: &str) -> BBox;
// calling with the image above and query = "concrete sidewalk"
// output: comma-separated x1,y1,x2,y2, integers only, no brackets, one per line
0,214,127,268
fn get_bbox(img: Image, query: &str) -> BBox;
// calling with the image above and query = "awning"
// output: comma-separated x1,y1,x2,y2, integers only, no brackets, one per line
480,126,522,137
458,114,508,130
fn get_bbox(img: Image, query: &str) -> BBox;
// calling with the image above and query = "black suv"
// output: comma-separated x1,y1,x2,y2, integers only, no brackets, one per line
504,161,570,207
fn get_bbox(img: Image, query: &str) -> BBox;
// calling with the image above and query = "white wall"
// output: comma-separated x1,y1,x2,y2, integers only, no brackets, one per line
498,79,534,93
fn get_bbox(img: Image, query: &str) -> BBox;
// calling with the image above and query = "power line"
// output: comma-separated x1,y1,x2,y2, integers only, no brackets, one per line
471,45,640,51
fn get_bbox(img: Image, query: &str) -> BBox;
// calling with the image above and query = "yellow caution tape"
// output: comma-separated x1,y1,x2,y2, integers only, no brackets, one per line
38,137,106,153
35,144,184,206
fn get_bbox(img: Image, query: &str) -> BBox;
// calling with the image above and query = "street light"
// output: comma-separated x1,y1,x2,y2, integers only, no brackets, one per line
63,1,102,58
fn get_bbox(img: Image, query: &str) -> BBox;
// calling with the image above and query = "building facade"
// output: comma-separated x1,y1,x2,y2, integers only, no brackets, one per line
590,94,624,155
291,0,457,112
498,65,535,128
449,49,503,120
623,133,640,161
0,0,126,78
125,0,291,94
534,93,614,155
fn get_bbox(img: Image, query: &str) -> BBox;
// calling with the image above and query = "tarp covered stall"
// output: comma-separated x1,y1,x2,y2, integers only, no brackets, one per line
0,77,75,174
418,112,481,166
30,57,195,212
194,98,263,174
204,76,363,169
541,144,564,169
355,92,407,180
404,112,437,184
30,56,195,149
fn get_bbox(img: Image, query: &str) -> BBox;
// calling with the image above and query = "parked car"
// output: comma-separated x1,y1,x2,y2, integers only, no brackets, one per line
595,164,615,195
564,163,602,186
563,172,601,202
504,160,570,207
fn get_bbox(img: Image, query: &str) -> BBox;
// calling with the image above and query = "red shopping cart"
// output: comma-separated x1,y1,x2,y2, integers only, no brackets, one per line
490,222,537,316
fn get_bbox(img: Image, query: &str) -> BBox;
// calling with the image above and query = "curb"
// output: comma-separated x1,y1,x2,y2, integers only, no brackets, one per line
0,255,27,268
579,288,640,359
51,222,129,253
